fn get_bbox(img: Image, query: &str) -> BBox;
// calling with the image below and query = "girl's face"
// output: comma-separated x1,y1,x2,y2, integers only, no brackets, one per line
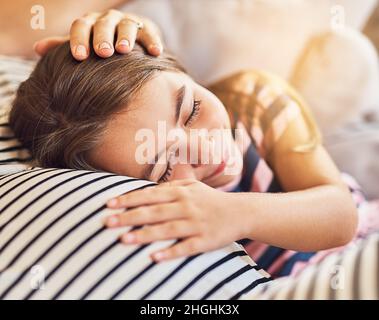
88,71,243,188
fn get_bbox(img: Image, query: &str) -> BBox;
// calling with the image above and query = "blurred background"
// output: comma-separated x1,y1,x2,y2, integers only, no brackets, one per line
364,3,379,52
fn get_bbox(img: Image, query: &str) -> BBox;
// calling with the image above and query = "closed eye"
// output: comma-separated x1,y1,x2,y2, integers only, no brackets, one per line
158,152,175,182
185,99,201,127
158,160,173,183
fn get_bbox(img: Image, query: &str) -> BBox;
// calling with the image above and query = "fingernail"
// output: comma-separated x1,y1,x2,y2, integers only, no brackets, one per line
118,39,130,48
153,252,166,261
75,45,87,57
107,198,118,207
149,44,162,55
98,42,112,51
122,233,136,243
106,215,119,227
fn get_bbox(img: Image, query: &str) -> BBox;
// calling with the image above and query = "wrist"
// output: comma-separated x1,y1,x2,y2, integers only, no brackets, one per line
225,192,260,240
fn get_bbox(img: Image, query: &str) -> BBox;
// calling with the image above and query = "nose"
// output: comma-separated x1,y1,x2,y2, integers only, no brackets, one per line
187,133,216,167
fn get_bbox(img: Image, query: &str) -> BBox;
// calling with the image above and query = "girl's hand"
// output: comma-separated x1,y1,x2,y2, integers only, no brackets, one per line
105,179,246,262
33,9,164,61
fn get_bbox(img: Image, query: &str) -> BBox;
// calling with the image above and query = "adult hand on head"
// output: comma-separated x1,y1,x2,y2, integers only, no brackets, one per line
33,9,164,61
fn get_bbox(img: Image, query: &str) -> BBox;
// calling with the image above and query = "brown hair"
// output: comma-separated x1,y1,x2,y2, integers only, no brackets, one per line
9,42,185,170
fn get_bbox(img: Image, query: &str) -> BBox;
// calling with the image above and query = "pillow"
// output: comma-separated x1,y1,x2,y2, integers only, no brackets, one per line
0,56,271,299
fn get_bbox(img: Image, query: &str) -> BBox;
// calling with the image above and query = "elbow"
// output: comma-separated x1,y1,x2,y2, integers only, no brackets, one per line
335,213,358,247
333,187,359,247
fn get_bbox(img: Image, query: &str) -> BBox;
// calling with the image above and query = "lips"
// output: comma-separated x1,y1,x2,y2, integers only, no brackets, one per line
204,160,226,181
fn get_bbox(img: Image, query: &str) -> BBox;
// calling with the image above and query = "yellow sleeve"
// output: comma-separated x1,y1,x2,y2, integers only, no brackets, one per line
208,70,321,164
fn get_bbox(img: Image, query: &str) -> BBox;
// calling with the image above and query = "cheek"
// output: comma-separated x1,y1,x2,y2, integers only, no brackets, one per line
199,94,230,129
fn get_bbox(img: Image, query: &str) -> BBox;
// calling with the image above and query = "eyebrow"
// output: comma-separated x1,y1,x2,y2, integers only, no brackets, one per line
142,85,186,180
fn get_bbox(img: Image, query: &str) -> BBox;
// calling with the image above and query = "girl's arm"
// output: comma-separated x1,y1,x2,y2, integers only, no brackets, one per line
231,124,358,251
211,70,358,251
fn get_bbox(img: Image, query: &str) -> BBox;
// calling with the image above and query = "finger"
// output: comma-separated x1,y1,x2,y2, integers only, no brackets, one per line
120,220,196,245
70,14,98,61
107,186,179,209
158,179,197,188
105,203,185,228
115,18,141,54
137,21,163,56
151,238,204,262
93,10,123,58
33,36,69,56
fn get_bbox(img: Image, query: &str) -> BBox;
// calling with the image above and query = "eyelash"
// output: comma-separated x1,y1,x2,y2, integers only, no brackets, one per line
159,161,173,183
184,99,201,127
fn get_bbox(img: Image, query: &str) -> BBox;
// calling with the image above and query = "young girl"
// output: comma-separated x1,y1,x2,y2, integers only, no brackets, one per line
10,20,359,278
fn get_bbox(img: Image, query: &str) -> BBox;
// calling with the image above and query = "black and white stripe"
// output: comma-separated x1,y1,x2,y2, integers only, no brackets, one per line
0,168,270,300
